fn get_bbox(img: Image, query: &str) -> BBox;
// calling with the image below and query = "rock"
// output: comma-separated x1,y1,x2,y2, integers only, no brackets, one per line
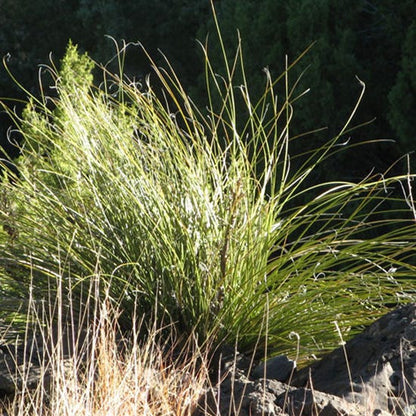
0,348,16,393
402,404,416,416
0,342,50,395
252,355,296,382
274,386,391,416
195,348,388,416
209,344,252,378
247,385,287,416
291,303,416,415
195,368,389,416
196,374,258,416
0,319,87,398
196,345,287,415
195,304,416,416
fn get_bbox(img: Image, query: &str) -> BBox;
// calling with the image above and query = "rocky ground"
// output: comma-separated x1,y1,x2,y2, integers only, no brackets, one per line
196,303,416,415
1,304,416,415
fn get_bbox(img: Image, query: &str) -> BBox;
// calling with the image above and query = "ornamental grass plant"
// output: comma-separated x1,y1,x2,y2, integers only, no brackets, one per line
0,12,416,367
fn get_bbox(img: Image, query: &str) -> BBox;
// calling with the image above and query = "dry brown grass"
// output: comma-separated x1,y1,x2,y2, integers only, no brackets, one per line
1,295,210,416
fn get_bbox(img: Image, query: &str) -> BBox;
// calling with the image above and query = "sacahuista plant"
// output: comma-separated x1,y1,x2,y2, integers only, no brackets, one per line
0,12,416,362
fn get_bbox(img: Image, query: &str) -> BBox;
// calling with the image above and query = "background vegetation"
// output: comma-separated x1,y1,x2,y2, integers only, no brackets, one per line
0,0,415,179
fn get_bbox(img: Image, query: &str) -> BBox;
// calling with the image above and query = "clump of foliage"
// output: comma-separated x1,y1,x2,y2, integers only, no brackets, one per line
1,29,415,360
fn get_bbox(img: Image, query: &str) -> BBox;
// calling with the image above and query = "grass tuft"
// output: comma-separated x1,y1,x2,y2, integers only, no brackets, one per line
0,15,415,365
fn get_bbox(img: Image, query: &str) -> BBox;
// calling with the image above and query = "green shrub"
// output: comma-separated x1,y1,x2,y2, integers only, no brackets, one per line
1,33,415,361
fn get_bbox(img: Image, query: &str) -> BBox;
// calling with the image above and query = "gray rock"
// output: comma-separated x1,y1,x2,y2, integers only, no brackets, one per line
252,355,296,382
0,318,87,398
195,304,416,416
0,342,52,396
195,371,391,416
246,388,286,416
275,386,392,416
291,303,416,415
196,374,261,416
402,404,416,416
196,346,289,416
195,354,391,416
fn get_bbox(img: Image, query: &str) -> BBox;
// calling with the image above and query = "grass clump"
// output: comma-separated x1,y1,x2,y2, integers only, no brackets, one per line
0,27,416,364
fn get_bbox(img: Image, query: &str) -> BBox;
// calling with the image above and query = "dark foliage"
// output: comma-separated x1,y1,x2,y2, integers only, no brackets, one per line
0,0,415,178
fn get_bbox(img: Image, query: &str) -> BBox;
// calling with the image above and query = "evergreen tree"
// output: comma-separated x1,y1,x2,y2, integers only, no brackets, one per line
388,21,416,156
0,0,414,177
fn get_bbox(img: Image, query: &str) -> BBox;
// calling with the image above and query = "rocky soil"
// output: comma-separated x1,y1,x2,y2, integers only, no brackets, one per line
1,304,416,415
196,303,416,416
